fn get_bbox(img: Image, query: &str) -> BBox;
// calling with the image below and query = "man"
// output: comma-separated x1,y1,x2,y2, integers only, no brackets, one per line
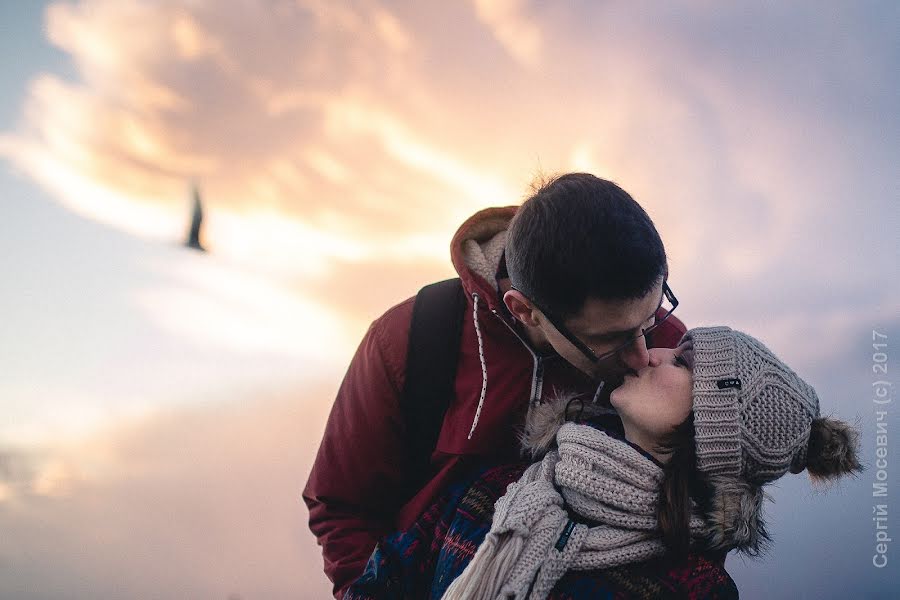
303,173,686,598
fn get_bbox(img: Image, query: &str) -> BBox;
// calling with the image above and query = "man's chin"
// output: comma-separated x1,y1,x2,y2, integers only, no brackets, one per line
582,370,627,393
597,368,627,387
579,367,615,386
564,357,625,386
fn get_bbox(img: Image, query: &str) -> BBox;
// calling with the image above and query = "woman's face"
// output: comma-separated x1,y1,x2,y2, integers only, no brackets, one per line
610,346,693,442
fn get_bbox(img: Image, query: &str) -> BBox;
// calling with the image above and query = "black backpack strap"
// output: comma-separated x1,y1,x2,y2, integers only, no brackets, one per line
401,277,467,494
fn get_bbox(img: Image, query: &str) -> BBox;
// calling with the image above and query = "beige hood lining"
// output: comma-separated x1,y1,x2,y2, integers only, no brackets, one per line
461,229,508,294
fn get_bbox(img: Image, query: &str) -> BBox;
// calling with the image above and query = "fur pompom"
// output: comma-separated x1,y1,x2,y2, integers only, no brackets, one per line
703,476,771,557
806,417,863,480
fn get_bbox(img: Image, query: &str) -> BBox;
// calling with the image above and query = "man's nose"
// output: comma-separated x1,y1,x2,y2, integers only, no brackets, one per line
619,336,651,372
646,348,666,367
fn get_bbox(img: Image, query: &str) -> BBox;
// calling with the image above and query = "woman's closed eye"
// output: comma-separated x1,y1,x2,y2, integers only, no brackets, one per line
674,354,689,368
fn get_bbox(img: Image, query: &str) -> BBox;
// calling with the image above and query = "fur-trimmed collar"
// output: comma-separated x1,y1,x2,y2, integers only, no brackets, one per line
519,392,614,460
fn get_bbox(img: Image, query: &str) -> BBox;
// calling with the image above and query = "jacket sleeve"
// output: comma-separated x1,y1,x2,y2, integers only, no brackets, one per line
671,554,740,599
344,462,506,600
303,299,416,599
342,469,476,600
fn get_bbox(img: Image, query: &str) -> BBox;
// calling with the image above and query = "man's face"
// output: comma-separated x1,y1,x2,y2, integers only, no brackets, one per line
538,280,664,382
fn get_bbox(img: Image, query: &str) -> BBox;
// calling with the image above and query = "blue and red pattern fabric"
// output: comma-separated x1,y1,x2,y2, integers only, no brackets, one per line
345,452,739,599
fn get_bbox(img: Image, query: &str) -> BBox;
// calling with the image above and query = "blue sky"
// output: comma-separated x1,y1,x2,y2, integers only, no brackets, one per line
0,1,897,597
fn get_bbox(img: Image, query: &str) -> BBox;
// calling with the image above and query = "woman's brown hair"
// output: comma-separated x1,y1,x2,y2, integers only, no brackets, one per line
653,414,707,555
652,342,714,556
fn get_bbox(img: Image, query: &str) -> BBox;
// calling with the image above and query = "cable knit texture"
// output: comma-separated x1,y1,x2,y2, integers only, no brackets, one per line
442,423,708,600
684,326,820,484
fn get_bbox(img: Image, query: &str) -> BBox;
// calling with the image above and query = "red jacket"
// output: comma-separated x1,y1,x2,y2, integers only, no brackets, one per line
302,206,687,599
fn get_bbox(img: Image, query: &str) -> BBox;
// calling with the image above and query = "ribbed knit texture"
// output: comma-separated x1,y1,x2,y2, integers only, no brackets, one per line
442,423,708,600
684,326,820,485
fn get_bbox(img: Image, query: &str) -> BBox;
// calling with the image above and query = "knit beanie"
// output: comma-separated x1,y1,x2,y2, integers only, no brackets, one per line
681,326,862,554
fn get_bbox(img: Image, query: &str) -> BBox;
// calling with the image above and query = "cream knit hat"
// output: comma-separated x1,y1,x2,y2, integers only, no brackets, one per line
684,326,821,483
681,326,861,553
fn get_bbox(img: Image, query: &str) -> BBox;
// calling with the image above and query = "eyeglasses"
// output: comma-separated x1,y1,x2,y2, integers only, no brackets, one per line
520,282,679,364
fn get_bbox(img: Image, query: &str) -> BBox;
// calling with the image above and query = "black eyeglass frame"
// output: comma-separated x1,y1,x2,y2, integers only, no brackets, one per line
514,281,679,364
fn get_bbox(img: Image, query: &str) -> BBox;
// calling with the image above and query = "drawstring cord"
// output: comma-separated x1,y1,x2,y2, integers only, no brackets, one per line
465,294,610,442
590,381,606,404
467,293,488,440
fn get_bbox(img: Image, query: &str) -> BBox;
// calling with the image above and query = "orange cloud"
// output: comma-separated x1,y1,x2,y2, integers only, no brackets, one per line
472,0,544,68
1,1,537,292
0,0,890,339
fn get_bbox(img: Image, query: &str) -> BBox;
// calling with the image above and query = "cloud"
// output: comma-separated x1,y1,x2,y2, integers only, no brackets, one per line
1,0,895,385
3,1,509,248
132,253,350,358
471,0,544,67
3,0,892,294
0,386,336,599
0,194,351,448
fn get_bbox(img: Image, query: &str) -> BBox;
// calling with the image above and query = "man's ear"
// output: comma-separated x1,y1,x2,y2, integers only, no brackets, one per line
503,289,541,327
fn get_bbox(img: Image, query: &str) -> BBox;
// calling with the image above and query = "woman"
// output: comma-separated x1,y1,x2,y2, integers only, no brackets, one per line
345,327,862,599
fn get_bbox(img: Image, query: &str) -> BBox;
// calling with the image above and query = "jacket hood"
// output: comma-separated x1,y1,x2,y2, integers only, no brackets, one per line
447,205,524,443
450,206,518,311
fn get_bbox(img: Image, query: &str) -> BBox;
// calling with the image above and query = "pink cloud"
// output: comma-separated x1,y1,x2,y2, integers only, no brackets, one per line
0,387,336,598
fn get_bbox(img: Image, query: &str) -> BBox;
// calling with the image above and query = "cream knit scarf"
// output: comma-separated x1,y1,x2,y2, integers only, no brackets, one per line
442,422,709,600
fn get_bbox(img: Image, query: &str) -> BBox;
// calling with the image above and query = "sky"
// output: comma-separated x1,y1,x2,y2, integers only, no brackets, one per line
0,1,897,598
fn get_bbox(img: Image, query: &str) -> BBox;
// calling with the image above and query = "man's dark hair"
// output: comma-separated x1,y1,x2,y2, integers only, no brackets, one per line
506,172,667,319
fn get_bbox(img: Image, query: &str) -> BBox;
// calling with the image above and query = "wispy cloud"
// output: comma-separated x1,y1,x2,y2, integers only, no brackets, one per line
1,0,516,271
3,2,887,284
472,0,544,67
1,0,895,398
2,0,895,380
